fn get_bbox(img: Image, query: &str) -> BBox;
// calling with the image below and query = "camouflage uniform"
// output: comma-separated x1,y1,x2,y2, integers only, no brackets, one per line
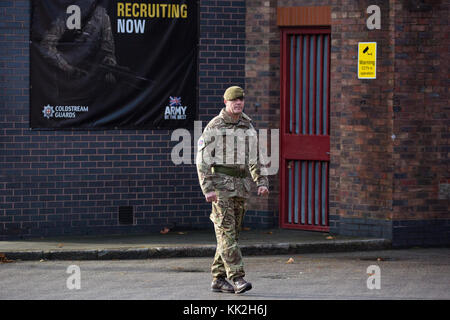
196,107,269,280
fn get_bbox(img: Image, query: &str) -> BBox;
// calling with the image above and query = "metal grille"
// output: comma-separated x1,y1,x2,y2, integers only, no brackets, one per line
287,160,329,227
287,33,330,136
280,28,331,231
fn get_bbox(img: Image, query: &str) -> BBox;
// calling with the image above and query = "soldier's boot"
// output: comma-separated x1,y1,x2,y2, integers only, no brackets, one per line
233,277,252,294
211,277,234,293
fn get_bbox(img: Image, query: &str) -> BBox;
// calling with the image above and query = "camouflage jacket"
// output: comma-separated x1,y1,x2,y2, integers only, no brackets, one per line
196,108,269,199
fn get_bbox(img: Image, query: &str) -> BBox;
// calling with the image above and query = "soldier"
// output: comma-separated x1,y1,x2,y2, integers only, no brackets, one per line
39,1,117,102
196,86,269,294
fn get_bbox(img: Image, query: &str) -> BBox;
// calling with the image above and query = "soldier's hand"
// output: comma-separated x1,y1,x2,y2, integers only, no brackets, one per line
258,186,269,196
102,56,117,66
205,191,218,203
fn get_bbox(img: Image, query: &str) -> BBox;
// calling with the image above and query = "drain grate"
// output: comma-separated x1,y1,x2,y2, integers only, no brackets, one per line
118,206,134,225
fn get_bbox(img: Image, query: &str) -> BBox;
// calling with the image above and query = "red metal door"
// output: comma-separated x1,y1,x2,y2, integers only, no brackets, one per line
279,27,331,231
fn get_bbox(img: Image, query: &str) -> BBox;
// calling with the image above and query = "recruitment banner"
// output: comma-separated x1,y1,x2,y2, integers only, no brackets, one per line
30,0,198,129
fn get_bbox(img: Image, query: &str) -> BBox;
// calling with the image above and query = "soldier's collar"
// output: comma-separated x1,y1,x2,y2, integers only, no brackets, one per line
220,108,252,124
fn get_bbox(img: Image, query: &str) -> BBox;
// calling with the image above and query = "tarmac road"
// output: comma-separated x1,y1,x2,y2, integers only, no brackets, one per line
0,248,448,300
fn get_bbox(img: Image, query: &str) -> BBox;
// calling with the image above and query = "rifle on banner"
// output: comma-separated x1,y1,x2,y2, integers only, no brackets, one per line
80,61,152,90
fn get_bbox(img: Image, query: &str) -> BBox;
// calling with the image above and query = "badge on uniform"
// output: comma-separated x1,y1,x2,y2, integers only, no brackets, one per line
198,138,204,148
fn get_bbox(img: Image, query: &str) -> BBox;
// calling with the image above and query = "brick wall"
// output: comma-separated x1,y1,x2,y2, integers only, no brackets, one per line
244,0,279,228
328,0,449,245
391,0,449,246
328,0,395,238
1,0,448,244
0,0,249,239
264,0,396,235
255,0,448,245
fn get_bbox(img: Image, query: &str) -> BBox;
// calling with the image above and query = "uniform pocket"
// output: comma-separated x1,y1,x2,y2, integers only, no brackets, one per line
214,173,235,191
211,199,234,228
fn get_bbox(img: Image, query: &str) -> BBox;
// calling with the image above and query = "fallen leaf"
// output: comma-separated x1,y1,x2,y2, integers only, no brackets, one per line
160,227,170,234
0,253,14,263
265,231,273,235
242,227,251,231
286,257,294,264
326,236,335,240
39,259,45,262
57,243,64,248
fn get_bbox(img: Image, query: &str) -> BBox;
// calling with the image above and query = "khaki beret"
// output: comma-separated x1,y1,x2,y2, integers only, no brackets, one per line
223,86,245,101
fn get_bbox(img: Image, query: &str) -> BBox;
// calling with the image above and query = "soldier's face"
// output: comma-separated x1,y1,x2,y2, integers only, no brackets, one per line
225,98,245,115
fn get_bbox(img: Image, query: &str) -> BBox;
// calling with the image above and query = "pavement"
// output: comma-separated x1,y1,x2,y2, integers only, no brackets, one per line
0,228,392,261
3,249,449,300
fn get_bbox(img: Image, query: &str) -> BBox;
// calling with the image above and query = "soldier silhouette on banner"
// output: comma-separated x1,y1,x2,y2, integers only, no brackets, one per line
38,0,118,104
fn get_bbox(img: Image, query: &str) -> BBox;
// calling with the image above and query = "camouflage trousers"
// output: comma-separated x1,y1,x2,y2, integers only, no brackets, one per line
210,197,246,280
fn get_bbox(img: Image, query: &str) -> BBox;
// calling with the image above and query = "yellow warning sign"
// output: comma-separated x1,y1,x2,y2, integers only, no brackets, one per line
358,42,377,79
